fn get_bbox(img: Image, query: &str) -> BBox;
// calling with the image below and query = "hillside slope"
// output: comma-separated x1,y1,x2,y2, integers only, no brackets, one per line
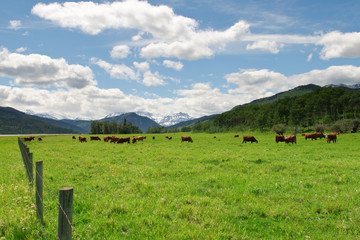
0,107,78,134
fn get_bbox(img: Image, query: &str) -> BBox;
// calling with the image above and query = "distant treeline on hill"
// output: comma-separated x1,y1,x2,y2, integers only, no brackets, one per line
89,120,142,134
192,87,360,133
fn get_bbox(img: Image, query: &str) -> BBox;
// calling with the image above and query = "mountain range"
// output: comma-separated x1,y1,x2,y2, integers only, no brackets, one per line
1,83,359,134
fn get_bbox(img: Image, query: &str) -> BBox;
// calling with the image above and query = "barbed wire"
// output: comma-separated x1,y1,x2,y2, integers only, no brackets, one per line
18,138,80,240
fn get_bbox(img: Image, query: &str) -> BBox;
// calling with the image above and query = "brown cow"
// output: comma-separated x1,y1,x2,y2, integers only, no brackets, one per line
132,137,137,143
24,136,35,141
275,135,286,143
117,137,130,144
325,133,337,143
284,135,296,144
110,136,120,143
242,136,258,144
181,136,193,143
90,136,101,141
72,136,76,139
305,132,325,140
38,137,43,141
79,136,87,142
234,134,239,138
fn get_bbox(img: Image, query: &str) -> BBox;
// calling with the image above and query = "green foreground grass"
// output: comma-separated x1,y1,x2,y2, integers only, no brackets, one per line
1,132,360,239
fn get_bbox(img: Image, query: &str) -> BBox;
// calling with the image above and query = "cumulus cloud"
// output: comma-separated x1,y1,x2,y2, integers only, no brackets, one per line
246,40,283,54
32,1,249,60
91,58,168,86
91,58,137,80
163,60,183,71
225,69,289,95
110,45,131,59
8,20,22,30
0,48,96,89
289,65,360,86
16,47,27,53
317,31,360,60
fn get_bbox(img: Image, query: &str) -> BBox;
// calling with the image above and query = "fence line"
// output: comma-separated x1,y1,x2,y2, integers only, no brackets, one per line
18,137,79,240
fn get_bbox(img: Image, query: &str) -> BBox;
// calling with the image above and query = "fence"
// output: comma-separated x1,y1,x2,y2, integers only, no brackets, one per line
18,137,79,240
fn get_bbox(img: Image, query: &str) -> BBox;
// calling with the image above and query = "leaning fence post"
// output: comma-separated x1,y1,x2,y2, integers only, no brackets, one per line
58,187,73,240
29,152,33,186
35,161,43,224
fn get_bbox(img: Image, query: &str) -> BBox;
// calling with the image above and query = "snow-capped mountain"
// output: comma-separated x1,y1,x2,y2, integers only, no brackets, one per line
26,109,59,120
104,111,194,127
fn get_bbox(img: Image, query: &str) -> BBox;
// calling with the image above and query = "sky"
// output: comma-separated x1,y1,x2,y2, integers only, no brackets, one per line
1,0,360,120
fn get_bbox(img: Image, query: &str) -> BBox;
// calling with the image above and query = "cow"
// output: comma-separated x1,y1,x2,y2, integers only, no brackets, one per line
79,136,87,142
38,137,43,141
24,136,35,142
110,136,120,143
305,132,325,140
103,136,109,142
242,136,258,144
165,136,169,139
90,136,101,141
234,134,239,138
275,135,286,143
132,137,137,143
168,136,172,140
284,135,296,144
325,133,337,143
137,136,145,141
117,137,130,144
152,136,155,140
181,136,193,143
72,136,76,140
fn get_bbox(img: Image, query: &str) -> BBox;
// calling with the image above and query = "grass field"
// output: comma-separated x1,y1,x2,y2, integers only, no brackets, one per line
1,132,360,239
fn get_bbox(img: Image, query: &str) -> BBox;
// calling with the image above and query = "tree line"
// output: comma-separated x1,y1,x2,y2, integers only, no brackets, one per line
89,120,142,134
192,87,360,133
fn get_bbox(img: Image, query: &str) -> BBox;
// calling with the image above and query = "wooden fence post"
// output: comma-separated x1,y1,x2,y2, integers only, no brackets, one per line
58,187,73,240
35,161,43,224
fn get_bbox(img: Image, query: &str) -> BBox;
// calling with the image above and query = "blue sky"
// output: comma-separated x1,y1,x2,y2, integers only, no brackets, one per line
1,0,360,119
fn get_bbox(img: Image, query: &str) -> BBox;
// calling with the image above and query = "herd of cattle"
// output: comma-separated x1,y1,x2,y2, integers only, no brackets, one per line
23,131,342,144
74,135,194,143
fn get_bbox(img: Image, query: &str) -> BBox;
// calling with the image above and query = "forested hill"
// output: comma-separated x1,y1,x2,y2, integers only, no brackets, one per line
193,86,360,132
0,107,78,134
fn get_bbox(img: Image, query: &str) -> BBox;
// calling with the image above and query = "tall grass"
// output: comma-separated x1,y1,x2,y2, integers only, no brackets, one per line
1,132,360,239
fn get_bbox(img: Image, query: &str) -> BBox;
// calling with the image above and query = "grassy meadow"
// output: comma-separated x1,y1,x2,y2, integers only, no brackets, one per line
1,132,360,239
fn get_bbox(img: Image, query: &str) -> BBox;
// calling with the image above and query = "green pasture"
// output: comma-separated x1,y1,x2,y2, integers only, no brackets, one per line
1,132,360,239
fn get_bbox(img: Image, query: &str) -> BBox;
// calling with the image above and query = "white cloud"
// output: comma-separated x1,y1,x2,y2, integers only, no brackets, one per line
289,65,360,86
246,40,283,54
317,31,360,60
142,71,167,86
225,69,289,94
163,60,183,71
91,58,137,80
92,58,168,86
307,53,313,62
110,45,131,59
32,1,249,60
0,48,96,89
16,47,27,53
8,20,22,30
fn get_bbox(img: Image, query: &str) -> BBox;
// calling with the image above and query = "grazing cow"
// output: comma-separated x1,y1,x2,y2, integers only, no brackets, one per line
137,136,145,141
90,136,101,141
213,136,216,138
242,136,258,144
24,136,35,142
152,136,155,140
79,136,87,142
305,132,325,140
234,134,239,138
181,136,193,143
284,135,296,144
117,137,130,144
132,137,137,143
38,137,43,141
275,135,286,143
165,136,169,139
110,136,120,143
72,136,76,140
168,136,172,140
103,136,109,142
325,133,337,143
